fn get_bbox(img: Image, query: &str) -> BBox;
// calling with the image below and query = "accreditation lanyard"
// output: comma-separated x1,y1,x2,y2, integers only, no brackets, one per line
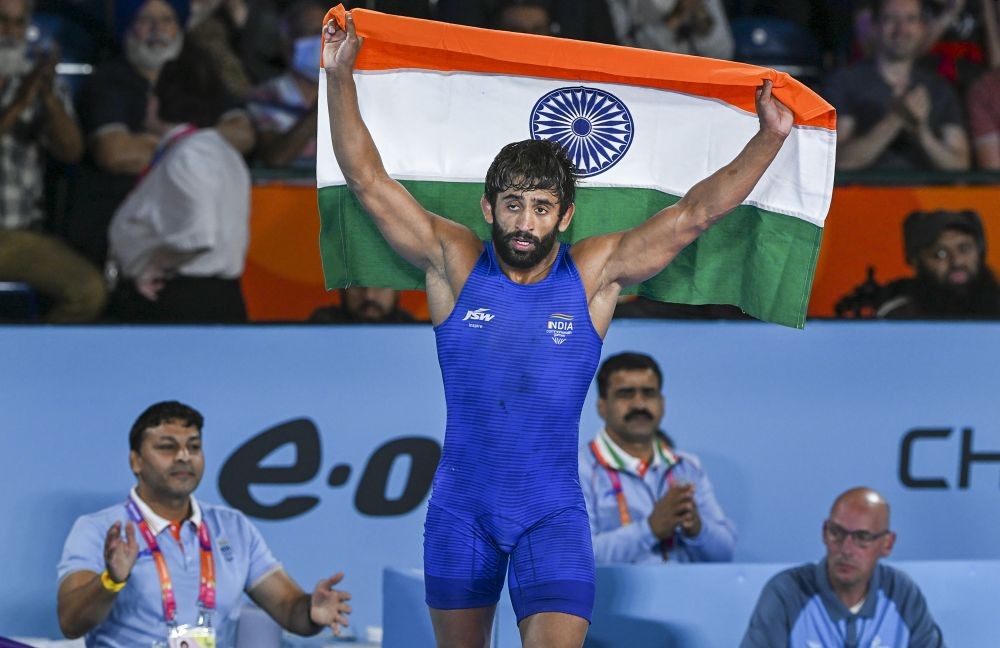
589,439,679,528
135,123,199,185
125,497,216,625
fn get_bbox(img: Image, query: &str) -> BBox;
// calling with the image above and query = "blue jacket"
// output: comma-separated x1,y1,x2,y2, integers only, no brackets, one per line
578,429,736,564
741,560,945,648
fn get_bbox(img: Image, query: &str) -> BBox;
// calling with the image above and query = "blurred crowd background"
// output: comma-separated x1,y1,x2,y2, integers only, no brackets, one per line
1,0,998,324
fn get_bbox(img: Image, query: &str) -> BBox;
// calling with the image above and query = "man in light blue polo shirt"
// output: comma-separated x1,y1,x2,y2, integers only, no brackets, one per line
57,400,352,647
741,487,945,647
579,352,736,563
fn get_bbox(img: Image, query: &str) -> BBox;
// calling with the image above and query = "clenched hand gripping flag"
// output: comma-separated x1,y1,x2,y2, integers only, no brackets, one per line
317,5,835,328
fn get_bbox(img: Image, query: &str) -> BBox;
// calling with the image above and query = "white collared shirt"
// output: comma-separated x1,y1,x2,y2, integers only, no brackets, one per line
593,427,679,477
109,128,251,280
129,485,202,536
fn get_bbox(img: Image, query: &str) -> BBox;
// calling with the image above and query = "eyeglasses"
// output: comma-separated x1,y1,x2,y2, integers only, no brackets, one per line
824,520,890,548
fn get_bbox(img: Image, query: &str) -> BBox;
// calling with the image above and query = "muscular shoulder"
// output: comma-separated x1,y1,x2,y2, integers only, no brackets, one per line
569,233,617,269
569,233,624,296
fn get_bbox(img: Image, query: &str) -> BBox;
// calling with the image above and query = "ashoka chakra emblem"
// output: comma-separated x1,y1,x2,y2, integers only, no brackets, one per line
529,86,634,178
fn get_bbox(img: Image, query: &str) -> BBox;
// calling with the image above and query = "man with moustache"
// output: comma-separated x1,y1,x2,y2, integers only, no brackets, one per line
741,487,944,647
57,401,353,647
0,0,106,321
67,0,255,269
325,10,792,647
875,209,1000,319
579,352,735,564
824,0,969,171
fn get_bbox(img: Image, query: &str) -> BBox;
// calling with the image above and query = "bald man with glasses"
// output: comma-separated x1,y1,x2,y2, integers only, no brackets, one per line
741,487,945,647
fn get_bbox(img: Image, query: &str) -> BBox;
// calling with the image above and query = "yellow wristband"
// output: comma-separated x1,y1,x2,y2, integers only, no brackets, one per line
100,570,127,593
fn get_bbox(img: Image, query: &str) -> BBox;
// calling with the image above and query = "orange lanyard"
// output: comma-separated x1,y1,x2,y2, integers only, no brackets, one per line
589,439,679,526
125,497,216,624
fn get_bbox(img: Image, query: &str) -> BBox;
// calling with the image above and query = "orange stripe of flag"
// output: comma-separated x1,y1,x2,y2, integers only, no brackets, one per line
323,5,835,130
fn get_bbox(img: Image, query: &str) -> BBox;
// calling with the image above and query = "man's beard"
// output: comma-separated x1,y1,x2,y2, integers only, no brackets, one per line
0,41,30,77
125,32,183,72
914,265,1000,316
492,219,559,269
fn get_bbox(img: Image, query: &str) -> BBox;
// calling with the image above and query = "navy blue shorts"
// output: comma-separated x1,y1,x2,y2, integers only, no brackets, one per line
423,501,596,623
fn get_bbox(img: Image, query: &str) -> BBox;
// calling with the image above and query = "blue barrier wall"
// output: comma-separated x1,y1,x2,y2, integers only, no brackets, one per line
384,562,1000,647
1,322,998,638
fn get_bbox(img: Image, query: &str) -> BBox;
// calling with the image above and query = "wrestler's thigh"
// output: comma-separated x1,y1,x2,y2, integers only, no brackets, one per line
424,502,508,611
507,506,595,624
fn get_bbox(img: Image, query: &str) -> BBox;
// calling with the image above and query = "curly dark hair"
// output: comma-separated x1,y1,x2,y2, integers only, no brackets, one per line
129,401,204,452
484,139,578,217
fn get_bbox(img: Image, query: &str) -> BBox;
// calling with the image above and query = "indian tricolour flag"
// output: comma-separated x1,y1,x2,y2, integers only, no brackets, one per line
317,5,835,328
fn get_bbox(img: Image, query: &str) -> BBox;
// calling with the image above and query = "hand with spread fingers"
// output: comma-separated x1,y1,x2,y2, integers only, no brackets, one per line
309,572,352,636
104,521,139,584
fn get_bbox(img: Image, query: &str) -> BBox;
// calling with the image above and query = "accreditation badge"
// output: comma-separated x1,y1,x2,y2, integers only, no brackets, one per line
168,624,217,648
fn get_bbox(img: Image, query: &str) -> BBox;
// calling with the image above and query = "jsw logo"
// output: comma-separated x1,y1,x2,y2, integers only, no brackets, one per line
463,308,495,322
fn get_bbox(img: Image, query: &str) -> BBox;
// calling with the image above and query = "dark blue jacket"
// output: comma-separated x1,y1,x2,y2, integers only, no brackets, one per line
741,560,945,647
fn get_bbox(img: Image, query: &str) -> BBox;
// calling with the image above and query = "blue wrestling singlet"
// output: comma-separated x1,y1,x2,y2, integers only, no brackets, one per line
425,241,603,622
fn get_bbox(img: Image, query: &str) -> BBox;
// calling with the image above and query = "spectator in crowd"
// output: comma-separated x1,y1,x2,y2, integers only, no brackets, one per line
107,43,252,322
56,400,352,645
66,0,254,269
438,0,618,43
741,487,944,647
873,209,1000,318
825,0,970,171
967,0,1000,168
490,0,553,35
579,352,736,564
235,0,285,84
309,286,416,323
0,0,106,322
724,0,849,69
187,0,254,98
606,0,735,59
968,67,1000,168
247,0,324,168
920,0,1000,90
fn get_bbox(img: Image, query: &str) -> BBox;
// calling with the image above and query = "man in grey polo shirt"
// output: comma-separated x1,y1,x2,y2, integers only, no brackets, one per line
741,487,944,647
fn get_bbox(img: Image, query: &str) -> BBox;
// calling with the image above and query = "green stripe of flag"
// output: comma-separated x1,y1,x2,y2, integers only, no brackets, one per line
318,181,822,328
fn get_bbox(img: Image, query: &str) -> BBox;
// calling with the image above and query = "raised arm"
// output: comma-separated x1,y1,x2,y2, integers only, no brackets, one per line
323,13,479,278
57,521,139,639
574,80,792,328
